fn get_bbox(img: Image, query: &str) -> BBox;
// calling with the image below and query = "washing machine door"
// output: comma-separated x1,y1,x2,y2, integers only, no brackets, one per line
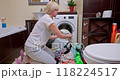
56,21,75,42
52,21,75,49
57,21,74,33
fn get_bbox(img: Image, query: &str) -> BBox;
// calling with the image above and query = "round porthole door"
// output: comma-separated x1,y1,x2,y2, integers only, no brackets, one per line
57,21,74,34
52,21,75,49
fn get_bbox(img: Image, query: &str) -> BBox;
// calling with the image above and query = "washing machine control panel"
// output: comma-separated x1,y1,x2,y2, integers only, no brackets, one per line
68,16,74,19
63,16,74,19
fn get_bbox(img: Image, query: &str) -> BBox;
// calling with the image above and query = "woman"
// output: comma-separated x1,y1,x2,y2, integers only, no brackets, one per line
24,1,72,64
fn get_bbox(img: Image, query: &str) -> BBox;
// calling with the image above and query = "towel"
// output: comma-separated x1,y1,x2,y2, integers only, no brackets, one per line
114,33,120,43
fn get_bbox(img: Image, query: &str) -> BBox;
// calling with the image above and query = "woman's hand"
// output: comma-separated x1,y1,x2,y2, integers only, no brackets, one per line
67,33,72,38
66,33,73,41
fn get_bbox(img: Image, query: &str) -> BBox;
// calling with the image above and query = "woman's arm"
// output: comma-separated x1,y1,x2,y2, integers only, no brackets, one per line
49,23,72,39
49,35,58,39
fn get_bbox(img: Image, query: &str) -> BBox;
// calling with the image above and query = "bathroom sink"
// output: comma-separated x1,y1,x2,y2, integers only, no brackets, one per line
32,12,44,20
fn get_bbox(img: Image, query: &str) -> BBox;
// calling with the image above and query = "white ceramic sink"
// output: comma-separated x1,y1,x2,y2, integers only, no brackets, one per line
32,12,44,20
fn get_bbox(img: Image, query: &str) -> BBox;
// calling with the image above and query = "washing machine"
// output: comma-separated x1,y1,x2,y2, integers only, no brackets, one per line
52,14,78,49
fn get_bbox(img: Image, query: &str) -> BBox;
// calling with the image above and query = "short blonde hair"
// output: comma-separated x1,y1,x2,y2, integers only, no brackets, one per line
44,1,59,14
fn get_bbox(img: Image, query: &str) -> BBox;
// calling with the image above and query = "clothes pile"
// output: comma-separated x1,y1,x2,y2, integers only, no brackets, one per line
54,29,86,64
54,42,86,64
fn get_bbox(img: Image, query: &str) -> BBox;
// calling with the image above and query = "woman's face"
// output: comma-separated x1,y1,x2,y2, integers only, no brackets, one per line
52,10,58,17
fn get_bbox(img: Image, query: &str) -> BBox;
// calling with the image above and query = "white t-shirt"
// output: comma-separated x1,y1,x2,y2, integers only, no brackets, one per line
25,14,54,51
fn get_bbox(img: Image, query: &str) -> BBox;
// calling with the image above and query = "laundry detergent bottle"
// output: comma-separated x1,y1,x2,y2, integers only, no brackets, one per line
111,23,117,43
2,17,6,28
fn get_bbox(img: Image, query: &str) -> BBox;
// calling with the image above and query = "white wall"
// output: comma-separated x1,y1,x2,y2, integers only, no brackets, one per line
0,0,46,26
0,0,10,26
0,0,70,26
75,0,83,43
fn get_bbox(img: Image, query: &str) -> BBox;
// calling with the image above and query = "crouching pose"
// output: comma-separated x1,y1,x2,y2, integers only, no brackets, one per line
24,1,72,64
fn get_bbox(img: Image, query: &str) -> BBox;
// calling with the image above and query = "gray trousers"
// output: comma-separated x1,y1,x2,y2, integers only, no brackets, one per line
24,45,56,64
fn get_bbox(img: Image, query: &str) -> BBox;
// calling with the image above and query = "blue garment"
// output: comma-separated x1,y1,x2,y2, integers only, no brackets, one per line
71,47,77,58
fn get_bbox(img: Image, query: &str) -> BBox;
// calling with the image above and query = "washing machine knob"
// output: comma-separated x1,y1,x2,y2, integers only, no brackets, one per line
64,17,66,19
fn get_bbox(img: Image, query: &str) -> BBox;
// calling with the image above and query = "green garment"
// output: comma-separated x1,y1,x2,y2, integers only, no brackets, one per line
75,52,83,64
